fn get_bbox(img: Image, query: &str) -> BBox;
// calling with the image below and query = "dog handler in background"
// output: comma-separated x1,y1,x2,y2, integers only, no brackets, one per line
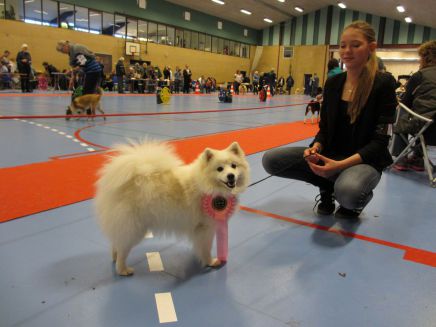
262,21,397,219
56,40,102,95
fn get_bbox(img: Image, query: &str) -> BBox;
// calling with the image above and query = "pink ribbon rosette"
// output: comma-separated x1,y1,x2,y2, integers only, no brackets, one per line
201,194,238,262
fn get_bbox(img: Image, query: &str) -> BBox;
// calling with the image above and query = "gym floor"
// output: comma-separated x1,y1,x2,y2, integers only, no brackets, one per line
0,90,435,327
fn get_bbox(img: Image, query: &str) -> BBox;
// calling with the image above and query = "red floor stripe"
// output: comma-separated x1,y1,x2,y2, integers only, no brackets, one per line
240,206,436,268
0,102,308,120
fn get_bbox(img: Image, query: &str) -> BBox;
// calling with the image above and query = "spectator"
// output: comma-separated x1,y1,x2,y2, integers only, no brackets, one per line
1,50,12,72
392,40,436,171
327,58,343,78
42,62,59,87
286,74,294,95
310,73,319,97
115,57,126,94
174,66,182,93
183,65,192,93
16,44,32,93
252,71,260,94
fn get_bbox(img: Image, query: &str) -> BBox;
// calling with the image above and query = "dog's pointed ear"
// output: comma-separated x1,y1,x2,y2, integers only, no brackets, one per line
202,148,214,162
227,142,244,157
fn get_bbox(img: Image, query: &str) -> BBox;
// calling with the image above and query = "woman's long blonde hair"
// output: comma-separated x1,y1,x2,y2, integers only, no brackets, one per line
344,21,378,123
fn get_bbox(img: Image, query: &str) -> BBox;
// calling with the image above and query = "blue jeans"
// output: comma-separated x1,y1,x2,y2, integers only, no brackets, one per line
262,147,381,210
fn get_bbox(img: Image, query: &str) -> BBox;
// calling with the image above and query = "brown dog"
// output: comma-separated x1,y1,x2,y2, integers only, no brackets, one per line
66,88,105,120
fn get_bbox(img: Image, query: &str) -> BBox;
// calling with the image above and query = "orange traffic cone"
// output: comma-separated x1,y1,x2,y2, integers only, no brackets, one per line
230,84,234,95
195,82,200,94
266,85,271,98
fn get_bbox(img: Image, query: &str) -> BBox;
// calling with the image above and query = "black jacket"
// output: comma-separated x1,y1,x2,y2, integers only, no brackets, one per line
314,72,397,171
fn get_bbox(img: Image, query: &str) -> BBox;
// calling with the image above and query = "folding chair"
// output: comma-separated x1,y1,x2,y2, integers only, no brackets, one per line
391,102,436,187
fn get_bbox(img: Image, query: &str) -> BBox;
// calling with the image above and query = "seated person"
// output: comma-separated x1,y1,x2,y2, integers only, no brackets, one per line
392,40,436,171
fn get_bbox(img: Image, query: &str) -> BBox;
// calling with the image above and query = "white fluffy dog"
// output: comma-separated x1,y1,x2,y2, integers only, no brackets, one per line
95,140,250,276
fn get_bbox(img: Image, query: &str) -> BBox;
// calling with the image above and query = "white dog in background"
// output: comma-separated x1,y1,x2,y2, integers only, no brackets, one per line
95,140,250,276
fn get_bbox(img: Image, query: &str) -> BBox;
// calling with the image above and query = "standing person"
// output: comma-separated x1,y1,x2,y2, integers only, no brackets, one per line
252,71,260,94
310,73,319,97
327,58,343,79
174,66,182,93
262,21,397,219
115,57,126,94
16,44,32,93
286,74,294,95
56,40,102,95
233,70,242,95
182,64,192,94
268,68,276,96
392,40,436,171
277,76,285,94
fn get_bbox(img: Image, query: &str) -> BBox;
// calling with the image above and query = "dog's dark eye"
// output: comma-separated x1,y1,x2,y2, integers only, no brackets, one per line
217,167,223,172
231,163,237,169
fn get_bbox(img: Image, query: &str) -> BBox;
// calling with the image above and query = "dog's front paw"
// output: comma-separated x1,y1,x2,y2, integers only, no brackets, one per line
117,266,134,276
207,258,223,268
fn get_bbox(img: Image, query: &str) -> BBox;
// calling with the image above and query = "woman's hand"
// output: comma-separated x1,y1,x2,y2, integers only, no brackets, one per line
303,145,321,164
307,153,343,178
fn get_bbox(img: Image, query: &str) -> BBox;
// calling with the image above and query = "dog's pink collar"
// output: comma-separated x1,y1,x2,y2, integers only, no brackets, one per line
201,194,237,221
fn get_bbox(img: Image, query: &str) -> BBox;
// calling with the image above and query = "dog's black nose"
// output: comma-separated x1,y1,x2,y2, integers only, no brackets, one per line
227,173,235,181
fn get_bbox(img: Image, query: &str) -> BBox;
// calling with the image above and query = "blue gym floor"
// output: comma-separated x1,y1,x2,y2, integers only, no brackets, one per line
0,90,435,327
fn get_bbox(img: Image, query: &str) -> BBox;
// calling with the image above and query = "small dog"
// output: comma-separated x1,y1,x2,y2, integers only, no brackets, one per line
304,99,321,124
95,140,250,276
66,88,105,120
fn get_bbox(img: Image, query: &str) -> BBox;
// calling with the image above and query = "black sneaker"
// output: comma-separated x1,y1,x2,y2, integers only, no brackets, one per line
314,192,335,215
335,206,361,219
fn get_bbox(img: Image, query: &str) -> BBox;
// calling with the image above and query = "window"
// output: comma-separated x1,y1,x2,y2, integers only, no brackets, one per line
198,33,205,51
166,26,175,46
211,36,218,53
138,20,147,42
217,38,223,54
74,6,89,32
183,30,191,48
157,24,166,44
175,29,184,47
89,10,102,34
25,0,42,25
127,18,138,39
5,0,25,20
241,44,249,58
42,0,58,27
59,2,74,29
114,14,126,38
147,22,157,42
102,12,113,35
205,35,211,52
191,32,198,50
234,42,240,57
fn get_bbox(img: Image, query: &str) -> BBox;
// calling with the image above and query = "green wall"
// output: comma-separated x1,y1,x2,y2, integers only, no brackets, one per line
262,5,436,46
62,0,259,44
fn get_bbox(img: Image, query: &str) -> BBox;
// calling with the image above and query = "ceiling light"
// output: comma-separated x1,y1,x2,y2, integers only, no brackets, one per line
405,16,412,23
240,9,252,15
294,6,304,13
338,2,346,9
211,0,225,5
264,18,273,23
277,0,285,2
396,5,405,13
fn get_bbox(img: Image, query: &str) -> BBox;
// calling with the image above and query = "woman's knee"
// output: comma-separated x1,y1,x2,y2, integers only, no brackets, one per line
262,150,278,175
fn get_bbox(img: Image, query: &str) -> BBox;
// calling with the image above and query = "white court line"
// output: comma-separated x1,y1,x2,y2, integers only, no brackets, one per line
66,135,73,138
73,139,80,142
146,252,164,272
58,131,65,135
155,293,177,323
80,142,88,147
87,148,95,152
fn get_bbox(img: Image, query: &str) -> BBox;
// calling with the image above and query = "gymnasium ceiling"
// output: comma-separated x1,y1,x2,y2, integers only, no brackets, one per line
165,0,436,30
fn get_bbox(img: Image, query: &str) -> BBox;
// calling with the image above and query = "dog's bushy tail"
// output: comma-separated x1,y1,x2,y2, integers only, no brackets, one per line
96,87,103,95
96,140,183,191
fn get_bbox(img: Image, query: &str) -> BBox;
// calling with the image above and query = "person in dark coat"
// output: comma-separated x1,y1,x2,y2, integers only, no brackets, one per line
115,57,126,94
262,21,397,219
16,44,32,93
